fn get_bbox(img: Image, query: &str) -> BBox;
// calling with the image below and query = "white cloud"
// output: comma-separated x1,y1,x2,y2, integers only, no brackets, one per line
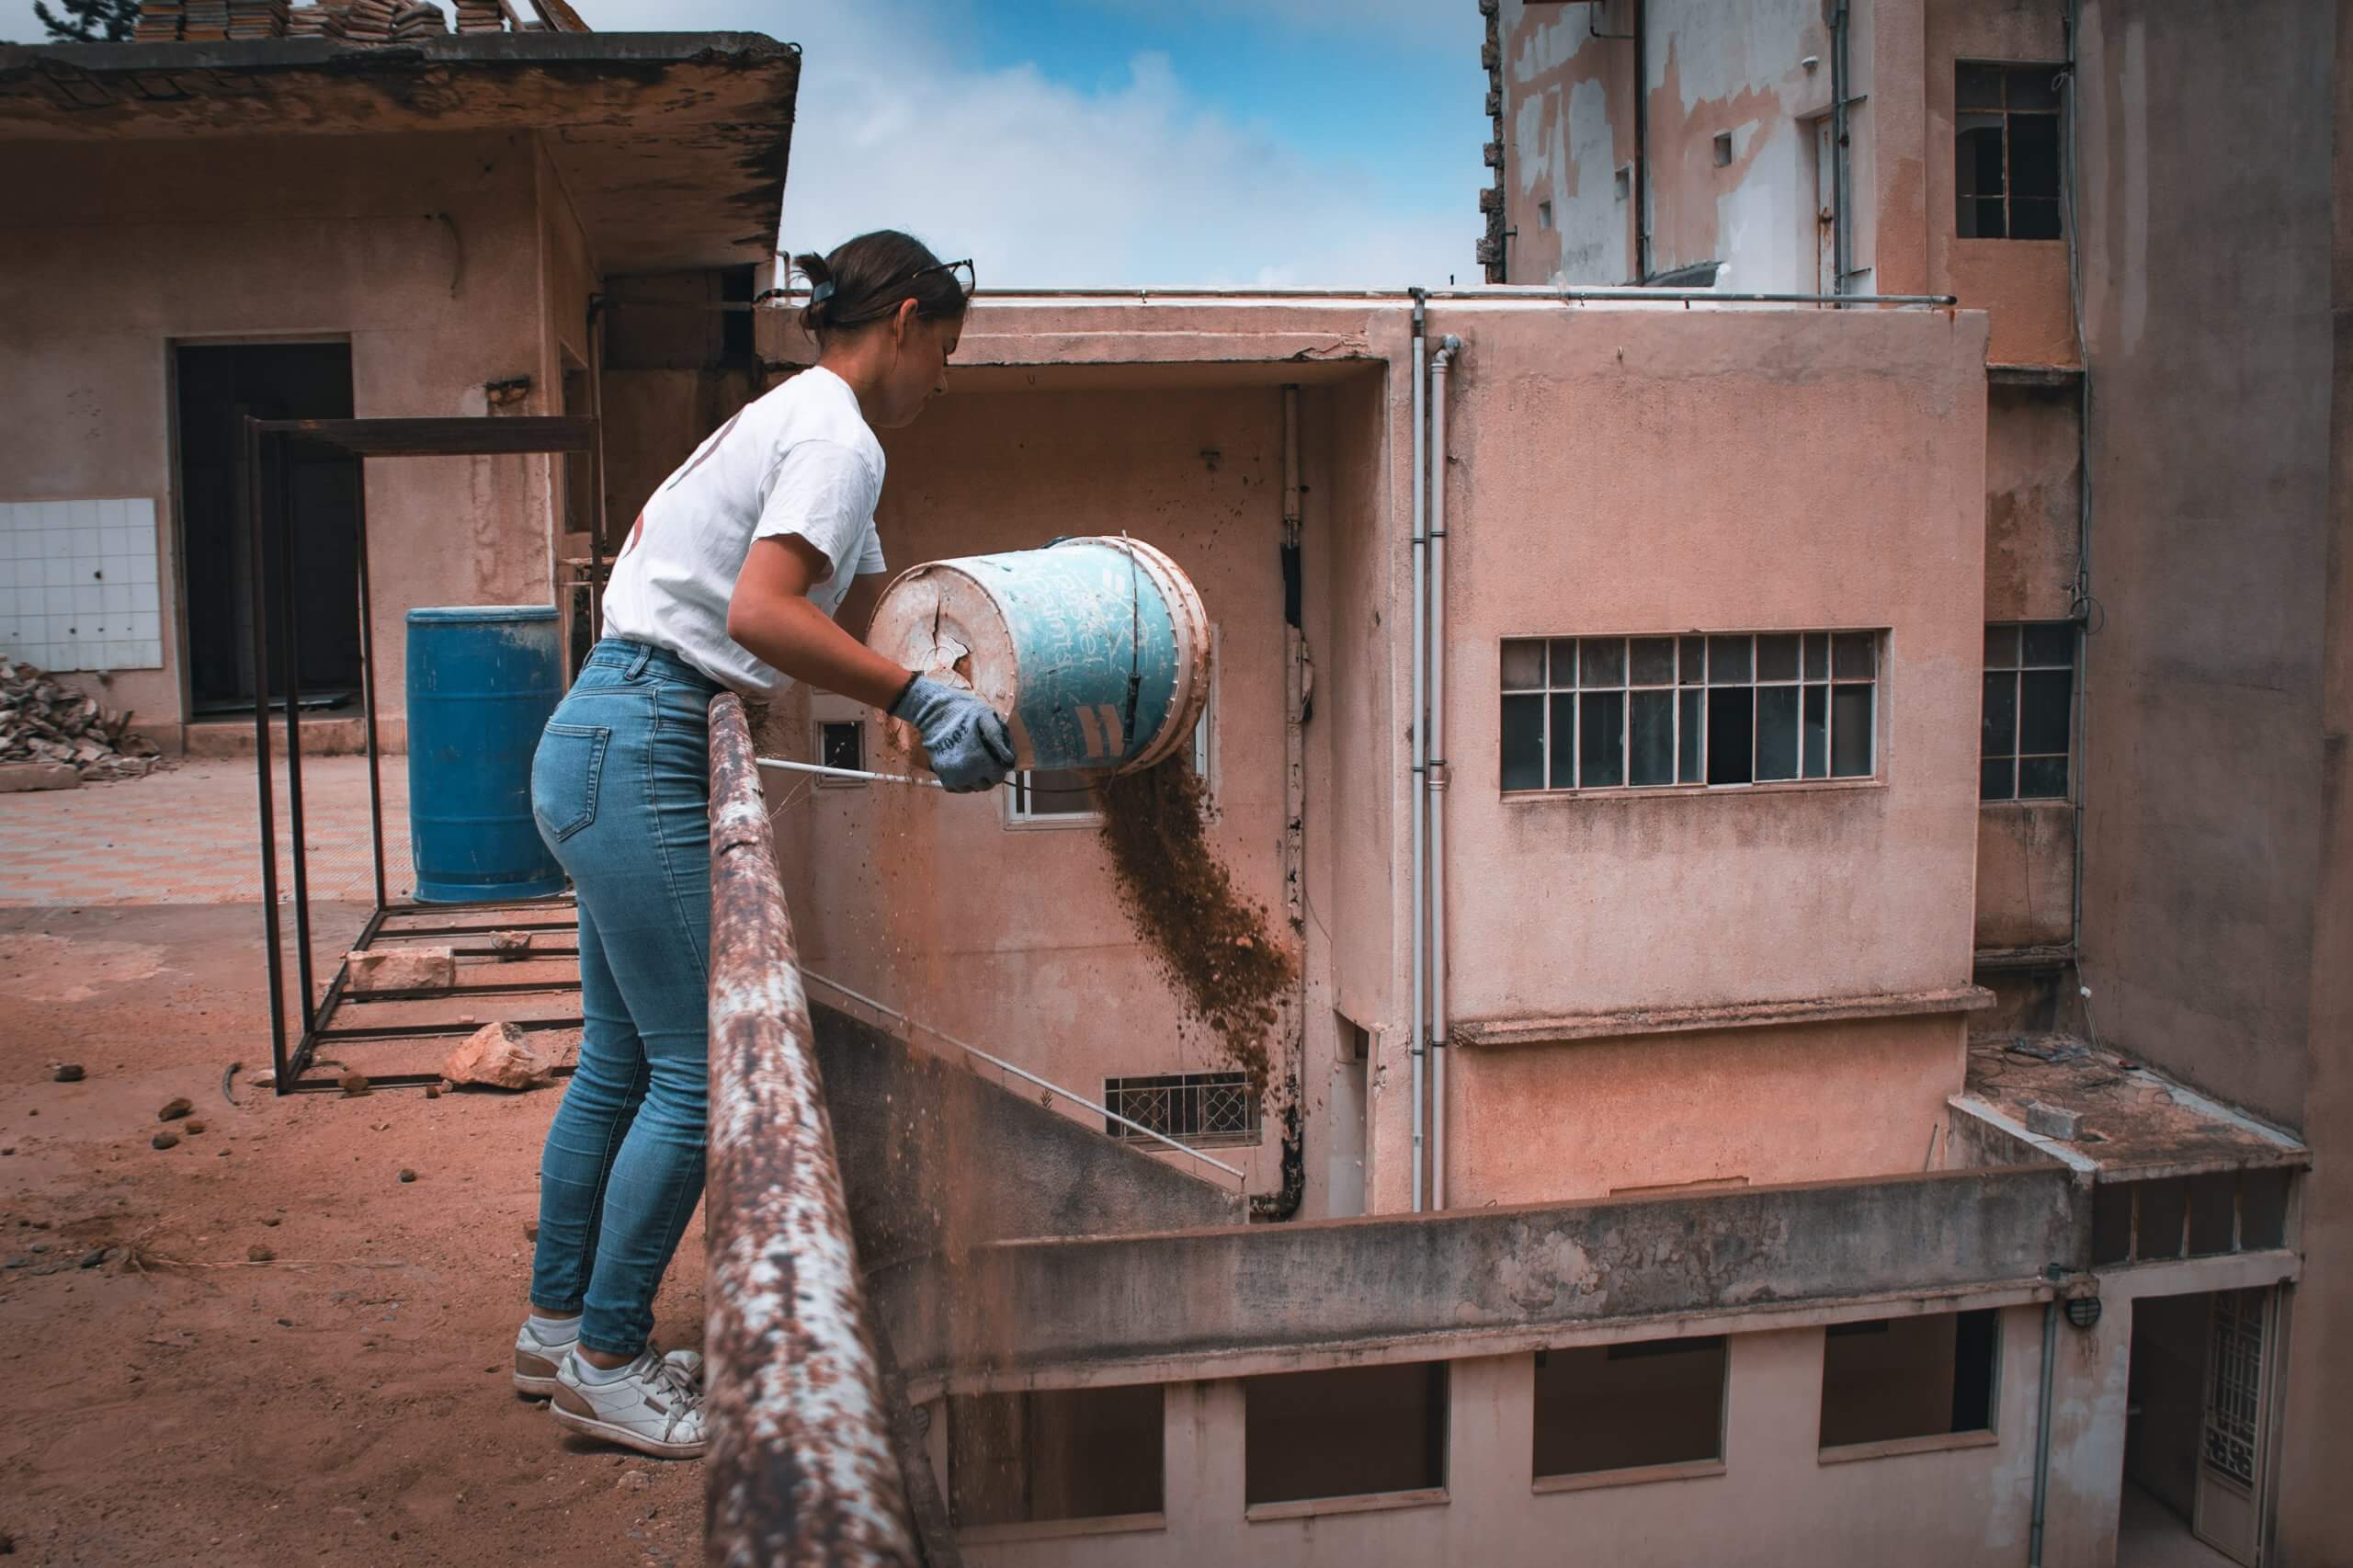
591,0,1477,286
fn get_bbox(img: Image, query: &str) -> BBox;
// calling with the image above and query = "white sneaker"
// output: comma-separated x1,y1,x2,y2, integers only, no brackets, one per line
513,1319,703,1398
550,1346,706,1460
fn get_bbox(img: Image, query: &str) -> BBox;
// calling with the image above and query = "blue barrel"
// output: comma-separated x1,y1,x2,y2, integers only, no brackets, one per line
864,537,1211,773
404,606,567,903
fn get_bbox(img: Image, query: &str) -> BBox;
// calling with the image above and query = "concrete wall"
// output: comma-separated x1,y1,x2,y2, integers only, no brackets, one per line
1498,0,1636,285
813,1002,1242,1271
781,379,1296,1197
1498,0,1837,290
2069,8,2346,1557
1921,0,2076,366
2073,0,2334,1131
879,1165,2079,1384
956,1308,2050,1568
1432,304,1988,1023
1449,1015,1964,1206
0,129,574,735
1975,801,2075,951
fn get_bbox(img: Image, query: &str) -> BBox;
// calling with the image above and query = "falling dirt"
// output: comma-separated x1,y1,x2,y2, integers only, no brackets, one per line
1091,759,1296,1092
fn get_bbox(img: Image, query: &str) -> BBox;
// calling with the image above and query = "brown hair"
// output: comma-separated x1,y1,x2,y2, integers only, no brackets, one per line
792,230,971,346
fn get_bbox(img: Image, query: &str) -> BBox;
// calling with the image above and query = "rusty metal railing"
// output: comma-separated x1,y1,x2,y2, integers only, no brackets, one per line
705,692,925,1568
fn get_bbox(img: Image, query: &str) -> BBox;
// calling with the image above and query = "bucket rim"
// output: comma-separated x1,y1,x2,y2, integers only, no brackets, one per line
406,605,562,624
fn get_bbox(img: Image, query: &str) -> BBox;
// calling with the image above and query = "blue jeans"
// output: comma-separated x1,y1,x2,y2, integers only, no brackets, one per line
527,638,718,1357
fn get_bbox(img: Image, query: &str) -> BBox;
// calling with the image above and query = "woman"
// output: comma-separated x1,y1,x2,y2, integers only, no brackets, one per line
512,231,1011,1460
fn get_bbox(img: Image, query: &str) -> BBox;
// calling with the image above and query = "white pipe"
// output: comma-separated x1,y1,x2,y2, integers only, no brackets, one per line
756,756,945,789
1408,294,1428,1214
1428,336,1461,1211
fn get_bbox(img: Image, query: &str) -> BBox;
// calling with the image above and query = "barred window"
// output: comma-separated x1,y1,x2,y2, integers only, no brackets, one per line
1982,622,2074,801
1502,631,1879,793
1104,1071,1259,1146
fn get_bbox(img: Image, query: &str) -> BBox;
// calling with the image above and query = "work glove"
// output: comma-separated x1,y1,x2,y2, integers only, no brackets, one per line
890,675,1017,793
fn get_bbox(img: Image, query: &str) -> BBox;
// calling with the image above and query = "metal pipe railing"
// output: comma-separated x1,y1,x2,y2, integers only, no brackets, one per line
705,692,922,1568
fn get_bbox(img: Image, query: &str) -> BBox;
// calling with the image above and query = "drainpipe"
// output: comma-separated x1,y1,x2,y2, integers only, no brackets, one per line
1631,0,1650,281
1830,0,1852,297
1408,290,1428,1214
1427,335,1461,1211
2029,1297,2059,1568
1256,381,1310,1223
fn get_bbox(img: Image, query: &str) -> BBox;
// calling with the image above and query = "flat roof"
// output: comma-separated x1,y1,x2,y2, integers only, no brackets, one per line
0,32,797,274
1956,1037,2308,1180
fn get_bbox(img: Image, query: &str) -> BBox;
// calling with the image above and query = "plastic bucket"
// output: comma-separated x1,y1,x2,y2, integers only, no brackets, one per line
404,606,567,903
865,537,1211,774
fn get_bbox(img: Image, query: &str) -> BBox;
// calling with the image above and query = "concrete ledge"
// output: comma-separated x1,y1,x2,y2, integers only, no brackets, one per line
1451,984,1996,1047
1245,1488,1449,1524
878,1164,2083,1387
1532,1459,1726,1494
1817,1428,2001,1466
183,716,404,757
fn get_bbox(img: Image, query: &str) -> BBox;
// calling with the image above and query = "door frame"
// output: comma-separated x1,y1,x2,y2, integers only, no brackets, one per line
165,332,357,727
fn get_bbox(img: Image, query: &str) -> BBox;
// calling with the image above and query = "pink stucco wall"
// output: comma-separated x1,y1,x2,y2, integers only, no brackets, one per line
783,379,1298,1195
1437,305,1987,1018
0,130,579,738
954,1306,2052,1568
760,298,1991,1221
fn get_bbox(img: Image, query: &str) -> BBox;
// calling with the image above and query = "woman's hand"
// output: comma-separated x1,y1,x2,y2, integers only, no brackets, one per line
889,676,1016,792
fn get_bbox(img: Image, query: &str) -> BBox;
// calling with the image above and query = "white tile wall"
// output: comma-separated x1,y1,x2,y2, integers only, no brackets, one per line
0,499,164,673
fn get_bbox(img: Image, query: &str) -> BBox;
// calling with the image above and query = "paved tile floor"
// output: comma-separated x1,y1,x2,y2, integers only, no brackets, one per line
0,756,415,906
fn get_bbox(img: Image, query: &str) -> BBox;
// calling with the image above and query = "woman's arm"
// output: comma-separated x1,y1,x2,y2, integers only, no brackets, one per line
725,535,912,710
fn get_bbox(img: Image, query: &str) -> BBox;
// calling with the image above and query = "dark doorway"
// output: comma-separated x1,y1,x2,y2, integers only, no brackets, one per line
175,343,363,713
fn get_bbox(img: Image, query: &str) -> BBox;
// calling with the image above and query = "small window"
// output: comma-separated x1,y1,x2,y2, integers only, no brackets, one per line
1956,62,2065,240
1538,199,1555,231
948,1384,1165,1528
815,719,865,787
1006,766,1099,824
1533,1336,1726,1481
1819,1309,1999,1451
1982,621,2075,801
1244,1361,1449,1508
1104,1070,1260,1146
1502,631,1879,794
1712,131,1733,167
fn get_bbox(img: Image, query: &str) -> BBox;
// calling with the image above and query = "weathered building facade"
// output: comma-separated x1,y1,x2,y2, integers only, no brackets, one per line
0,30,794,752
1473,1,2350,1563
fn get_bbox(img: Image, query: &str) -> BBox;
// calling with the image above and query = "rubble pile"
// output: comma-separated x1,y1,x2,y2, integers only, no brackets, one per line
0,659,165,782
390,3,450,40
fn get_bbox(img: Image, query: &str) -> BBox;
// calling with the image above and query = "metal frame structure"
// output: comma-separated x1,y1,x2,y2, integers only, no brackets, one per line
241,415,601,1094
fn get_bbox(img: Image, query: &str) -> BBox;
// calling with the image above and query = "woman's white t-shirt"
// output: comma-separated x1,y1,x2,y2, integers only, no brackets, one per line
600,365,886,698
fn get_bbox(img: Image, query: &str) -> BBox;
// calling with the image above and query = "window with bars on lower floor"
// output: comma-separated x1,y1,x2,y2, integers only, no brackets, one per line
1104,1071,1260,1146
1501,631,1880,793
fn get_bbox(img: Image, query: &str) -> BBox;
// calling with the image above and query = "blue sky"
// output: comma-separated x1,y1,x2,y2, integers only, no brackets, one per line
0,0,1492,287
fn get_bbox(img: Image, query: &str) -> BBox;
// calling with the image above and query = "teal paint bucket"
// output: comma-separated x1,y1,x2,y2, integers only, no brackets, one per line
404,605,567,903
866,537,1211,774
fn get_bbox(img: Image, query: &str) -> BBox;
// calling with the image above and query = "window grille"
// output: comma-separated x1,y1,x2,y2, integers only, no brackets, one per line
1501,631,1879,793
1982,622,2075,801
1104,1071,1259,1145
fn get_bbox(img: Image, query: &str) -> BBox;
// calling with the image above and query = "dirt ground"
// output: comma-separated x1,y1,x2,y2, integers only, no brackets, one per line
0,900,708,1567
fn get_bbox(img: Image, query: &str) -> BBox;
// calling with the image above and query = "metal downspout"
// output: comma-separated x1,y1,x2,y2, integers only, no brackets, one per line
1831,0,1853,297
1427,336,1461,1211
1408,290,1428,1214
1631,0,1649,281
2029,1299,2059,1567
